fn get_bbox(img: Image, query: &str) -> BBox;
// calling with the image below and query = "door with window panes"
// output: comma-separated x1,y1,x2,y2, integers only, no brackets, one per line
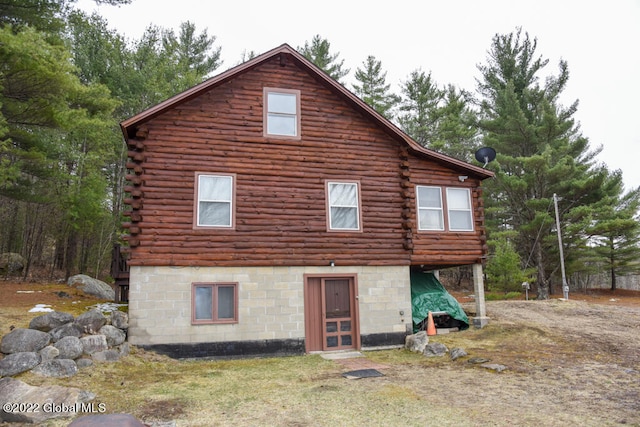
304,276,359,352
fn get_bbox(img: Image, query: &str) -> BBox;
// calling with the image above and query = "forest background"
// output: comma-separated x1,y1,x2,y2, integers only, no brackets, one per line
1,0,638,299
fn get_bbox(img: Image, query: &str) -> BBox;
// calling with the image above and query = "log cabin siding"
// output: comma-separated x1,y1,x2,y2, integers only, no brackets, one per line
123,49,491,269
407,153,488,267
125,57,410,267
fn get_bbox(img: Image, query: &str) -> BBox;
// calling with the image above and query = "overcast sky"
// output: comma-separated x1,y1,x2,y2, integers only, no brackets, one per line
77,0,640,191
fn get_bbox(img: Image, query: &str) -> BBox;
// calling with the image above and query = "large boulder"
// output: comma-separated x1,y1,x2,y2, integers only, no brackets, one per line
110,310,129,330
39,345,60,361
29,311,75,332
49,322,84,342
75,309,107,334
0,377,94,424
405,331,429,353
0,352,41,377
99,325,126,347
0,252,25,275
423,342,449,357
31,359,78,378
1,328,51,354
67,274,115,301
54,336,84,360
80,335,108,355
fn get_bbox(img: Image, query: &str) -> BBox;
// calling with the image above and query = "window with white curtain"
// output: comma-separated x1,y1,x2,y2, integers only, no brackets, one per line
446,187,473,231
327,182,361,231
416,186,444,231
196,174,233,227
416,186,473,232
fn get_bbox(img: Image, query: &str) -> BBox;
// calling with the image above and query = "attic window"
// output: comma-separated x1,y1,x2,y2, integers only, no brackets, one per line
264,88,300,138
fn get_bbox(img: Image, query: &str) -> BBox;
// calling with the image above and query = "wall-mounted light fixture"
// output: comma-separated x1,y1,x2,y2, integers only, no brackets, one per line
329,260,335,267
458,175,469,182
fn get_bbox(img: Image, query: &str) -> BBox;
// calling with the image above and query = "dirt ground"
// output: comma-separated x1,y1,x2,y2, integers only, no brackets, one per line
434,289,640,426
1,280,639,426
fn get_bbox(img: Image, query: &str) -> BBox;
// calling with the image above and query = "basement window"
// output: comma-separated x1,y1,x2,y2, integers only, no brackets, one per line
192,282,238,324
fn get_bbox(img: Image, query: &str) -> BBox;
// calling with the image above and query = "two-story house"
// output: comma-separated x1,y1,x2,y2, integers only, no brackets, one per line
119,44,493,358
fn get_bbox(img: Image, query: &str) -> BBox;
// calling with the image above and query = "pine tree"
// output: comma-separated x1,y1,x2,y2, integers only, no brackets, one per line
588,171,640,290
398,69,442,145
297,35,349,83
0,23,117,278
352,55,400,119
476,28,608,299
162,21,222,91
430,85,479,162
485,233,534,293
399,70,477,160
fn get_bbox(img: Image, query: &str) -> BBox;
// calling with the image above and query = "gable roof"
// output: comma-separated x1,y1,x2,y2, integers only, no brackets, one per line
120,44,494,180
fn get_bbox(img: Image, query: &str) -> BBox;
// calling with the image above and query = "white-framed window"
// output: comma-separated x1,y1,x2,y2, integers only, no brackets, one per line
327,181,361,231
416,186,444,231
446,188,474,231
192,282,238,324
195,173,234,228
264,88,300,138
416,186,474,232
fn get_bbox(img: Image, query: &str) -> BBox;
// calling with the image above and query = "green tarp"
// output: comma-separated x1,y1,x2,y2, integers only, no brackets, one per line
410,269,469,333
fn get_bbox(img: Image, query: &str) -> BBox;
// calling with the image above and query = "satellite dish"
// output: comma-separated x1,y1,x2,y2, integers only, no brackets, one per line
475,147,496,168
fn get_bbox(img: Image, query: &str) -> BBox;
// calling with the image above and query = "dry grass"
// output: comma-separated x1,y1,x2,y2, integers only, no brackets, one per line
22,349,467,427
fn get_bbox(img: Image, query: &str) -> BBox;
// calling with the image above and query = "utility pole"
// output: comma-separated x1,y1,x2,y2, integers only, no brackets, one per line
553,193,569,300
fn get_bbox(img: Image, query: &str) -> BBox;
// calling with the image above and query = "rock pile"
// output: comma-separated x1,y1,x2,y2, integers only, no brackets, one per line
404,331,508,371
0,309,129,378
404,330,461,359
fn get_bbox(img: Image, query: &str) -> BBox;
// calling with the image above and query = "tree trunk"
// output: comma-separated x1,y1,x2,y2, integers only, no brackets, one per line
21,202,43,281
535,243,550,299
611,266,617,291
64,232,77,281
3,200,22,253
